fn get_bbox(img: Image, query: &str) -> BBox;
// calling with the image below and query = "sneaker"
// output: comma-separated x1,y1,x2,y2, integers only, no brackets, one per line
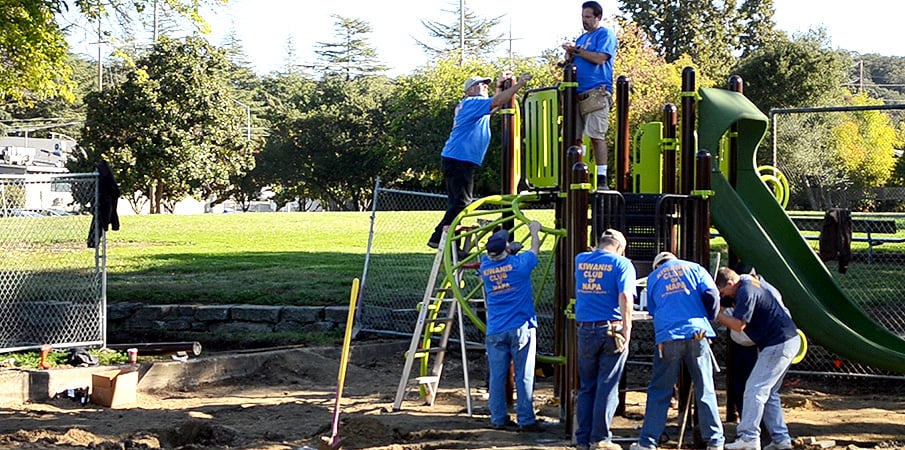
517,422,543,433
488,418,516,430
707,446,724,450
595,441,623,450
763,440,793,450
427,239,440,249
629,443,657,450
725,439,760,450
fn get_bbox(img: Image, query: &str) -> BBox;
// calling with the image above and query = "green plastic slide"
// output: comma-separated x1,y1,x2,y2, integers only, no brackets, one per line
699,88,905,373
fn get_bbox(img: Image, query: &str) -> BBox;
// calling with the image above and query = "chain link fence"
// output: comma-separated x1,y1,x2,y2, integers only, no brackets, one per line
769,106,905,377
0,173,105,353
360,180,905,379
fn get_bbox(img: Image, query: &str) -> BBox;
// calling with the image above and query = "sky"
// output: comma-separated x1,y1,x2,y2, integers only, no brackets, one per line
65,0,903,77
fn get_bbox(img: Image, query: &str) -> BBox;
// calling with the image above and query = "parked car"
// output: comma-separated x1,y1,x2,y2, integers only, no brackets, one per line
4,209,43,218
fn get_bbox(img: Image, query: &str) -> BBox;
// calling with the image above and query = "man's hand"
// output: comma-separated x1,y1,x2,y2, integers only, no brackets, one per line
498,71,514,88
693,329,707,341
562,41,576,54
517,73,532,84
527,220,542,255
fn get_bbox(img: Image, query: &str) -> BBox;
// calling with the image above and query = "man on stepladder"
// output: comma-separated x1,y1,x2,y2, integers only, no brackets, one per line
478,221,543,432
428,71,532,252
562,1,617,190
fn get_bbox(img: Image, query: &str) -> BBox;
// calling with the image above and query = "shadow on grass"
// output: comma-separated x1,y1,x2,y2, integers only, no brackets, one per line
106,251,434,307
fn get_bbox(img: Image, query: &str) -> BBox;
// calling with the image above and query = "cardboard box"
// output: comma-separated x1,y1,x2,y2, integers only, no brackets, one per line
91,369,138,408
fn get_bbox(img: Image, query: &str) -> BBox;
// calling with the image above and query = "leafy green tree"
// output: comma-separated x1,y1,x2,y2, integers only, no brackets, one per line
259,75,395,211
833,94,898,188
733,29,850,113
774,113,848,210
77,36,252,213
618,0,778,80
415,2,504,63
1,0,74,102
736,0,781,56
1,0,220,104
314,15,386,80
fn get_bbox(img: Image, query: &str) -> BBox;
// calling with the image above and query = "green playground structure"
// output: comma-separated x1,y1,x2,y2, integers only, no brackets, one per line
402,64,905,429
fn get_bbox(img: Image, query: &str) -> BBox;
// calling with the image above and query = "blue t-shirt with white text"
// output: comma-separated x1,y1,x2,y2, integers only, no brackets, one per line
574,249,636,322
646,259,720,344
479,251,539,336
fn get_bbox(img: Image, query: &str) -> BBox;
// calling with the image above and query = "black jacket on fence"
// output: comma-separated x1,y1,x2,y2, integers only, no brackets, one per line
818,208,852,274
87,160,121,248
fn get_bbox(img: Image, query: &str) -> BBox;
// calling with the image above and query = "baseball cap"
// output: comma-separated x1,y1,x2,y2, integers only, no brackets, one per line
464,76,492,92
486,229,509,256
652,251,677,269
600,228,626,249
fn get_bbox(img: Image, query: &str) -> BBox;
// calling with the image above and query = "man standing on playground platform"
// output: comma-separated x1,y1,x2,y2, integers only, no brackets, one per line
562,1,617,189
716,267,800,450
574,229,635,450
428,71,532,251
630,252,725,450
479,221,543,432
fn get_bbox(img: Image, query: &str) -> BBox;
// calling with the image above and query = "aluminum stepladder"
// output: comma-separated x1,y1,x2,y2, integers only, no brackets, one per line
392,227,484,415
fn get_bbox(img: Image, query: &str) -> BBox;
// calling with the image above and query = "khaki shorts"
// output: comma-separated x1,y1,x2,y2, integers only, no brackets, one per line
577,89,612,140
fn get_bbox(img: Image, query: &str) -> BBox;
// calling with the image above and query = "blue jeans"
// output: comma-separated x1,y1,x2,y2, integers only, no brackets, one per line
485,322,537,426
576,324,628,446
638,339,724,449
736,335,800,442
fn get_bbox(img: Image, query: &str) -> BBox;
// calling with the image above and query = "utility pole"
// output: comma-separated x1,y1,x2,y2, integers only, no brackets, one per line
96,18,103,90
153,0,159,42
459,0,465,65
859,60,864,93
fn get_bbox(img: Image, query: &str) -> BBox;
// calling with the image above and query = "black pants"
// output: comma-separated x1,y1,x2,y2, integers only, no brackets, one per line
431,157,478,243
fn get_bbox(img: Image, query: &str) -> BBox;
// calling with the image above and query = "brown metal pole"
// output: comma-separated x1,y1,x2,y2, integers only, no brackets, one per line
554,63,579,418
663,104,679,194
564,144,588,439
615,76,631,192
725,74,743,423
695,149,713,264
501,77,518,196
680,67,697,195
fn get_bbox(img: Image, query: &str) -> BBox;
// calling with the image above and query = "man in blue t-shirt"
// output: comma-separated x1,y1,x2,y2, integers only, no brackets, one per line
630,252,725,450
428,72,532,250
574,229,635,450
479,220,542,432
562,1,617,188
716,268,800,450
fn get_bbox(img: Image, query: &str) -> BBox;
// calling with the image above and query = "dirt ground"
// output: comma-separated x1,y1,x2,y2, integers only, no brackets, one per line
1,337,903,450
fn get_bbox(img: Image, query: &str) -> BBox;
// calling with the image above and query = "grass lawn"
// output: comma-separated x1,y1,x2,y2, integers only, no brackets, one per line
105,212,379,306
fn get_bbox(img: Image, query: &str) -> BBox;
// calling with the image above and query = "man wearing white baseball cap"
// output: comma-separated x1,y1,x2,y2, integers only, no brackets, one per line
428,71,532,251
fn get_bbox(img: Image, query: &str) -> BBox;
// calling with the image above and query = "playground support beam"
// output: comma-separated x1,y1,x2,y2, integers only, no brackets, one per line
663,104,678,194
681,67,697,195
615,76,631,192
554,62,580,433
563,144,587,438
501,77,518,196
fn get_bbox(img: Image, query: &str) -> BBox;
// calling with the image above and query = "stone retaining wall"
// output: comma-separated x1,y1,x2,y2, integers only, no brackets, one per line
107,303,350,336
